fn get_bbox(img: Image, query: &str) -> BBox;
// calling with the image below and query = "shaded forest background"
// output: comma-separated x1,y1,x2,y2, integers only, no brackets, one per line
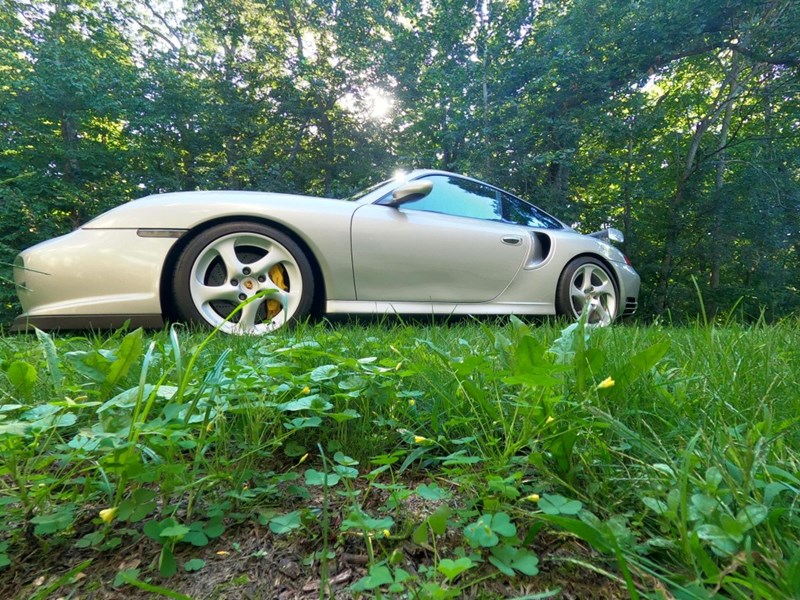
1,0,798,324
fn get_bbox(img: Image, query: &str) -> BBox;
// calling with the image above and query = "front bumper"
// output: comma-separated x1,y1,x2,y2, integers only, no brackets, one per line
13,228,176,331
615,263,641,317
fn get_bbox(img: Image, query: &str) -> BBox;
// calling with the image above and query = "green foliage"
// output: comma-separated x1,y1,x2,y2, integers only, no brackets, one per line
1,318,799,597
2,0,799,325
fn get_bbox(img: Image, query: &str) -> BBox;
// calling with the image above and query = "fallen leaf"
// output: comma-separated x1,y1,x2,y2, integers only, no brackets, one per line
329,569,352,585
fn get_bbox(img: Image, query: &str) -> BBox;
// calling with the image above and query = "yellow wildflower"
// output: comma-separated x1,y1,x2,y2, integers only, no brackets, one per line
99,507,118,524
302,386,311,394
525,494,540,503
216,551,230,556
382,529,391,538
413,435,428,444
408,399,416,407
298,453,309,465
597,377,615,390
545,415,555,425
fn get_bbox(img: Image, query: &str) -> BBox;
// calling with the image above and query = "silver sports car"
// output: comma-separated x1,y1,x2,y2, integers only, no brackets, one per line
12,170,639,334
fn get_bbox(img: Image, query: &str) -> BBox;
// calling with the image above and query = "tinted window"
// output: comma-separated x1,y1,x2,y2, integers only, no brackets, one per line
380,174,564,229
395,175,504,221
501,193,564,229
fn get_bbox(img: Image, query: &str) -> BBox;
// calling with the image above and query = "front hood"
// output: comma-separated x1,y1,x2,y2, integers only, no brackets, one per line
82,190,343,229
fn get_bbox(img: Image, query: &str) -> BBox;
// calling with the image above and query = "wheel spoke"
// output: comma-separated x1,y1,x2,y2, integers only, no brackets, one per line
593,278,614,297
570,293,585,313
248,247,291,276
581,265,599,291
263,289,293,314
283,289,301,315
190,280,239,305
570,279,588,316
590,301,610,325
211,238,244,277
237,299,262,331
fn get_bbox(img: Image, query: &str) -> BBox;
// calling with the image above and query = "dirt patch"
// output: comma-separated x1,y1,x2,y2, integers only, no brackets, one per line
1,520,627,599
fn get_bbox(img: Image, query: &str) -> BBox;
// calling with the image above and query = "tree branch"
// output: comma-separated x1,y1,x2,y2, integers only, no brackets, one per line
725,42,800,67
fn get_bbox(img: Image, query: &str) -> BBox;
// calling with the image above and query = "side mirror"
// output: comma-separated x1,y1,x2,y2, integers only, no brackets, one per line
589,227,624,244
385,180,433,207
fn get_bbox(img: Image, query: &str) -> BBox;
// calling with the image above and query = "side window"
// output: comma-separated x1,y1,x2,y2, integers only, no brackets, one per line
501,193,564,230
398,176,504,221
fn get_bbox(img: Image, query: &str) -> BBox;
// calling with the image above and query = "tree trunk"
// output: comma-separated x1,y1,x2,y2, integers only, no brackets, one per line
60,110,80,183
480,0,490,175
653,57,751,314
707,52,741,317
621,135,633,256
320,105,335,196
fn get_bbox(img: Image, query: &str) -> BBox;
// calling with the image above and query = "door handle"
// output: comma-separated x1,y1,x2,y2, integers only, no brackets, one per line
501,235,523,246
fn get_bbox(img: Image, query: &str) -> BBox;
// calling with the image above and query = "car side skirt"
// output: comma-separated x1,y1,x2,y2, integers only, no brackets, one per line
326,301,554,315
11,314,165,333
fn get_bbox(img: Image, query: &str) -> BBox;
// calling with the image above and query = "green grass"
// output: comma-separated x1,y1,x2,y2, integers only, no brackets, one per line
1,316,799,598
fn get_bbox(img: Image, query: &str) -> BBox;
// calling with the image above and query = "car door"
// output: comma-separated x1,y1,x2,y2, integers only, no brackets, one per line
350,174,531,303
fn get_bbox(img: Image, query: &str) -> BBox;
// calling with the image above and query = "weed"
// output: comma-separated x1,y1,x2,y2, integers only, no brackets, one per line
1,317,799,598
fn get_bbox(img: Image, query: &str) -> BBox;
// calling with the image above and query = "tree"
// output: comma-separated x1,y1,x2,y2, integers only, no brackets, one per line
2,0,798,324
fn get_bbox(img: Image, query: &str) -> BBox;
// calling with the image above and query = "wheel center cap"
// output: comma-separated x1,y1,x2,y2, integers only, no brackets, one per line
242,278,256,291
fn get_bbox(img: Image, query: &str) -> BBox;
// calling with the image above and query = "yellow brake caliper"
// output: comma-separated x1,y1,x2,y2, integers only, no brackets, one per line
265,264,288,320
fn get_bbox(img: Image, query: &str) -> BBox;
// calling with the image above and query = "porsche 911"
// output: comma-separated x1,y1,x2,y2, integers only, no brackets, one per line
12,170,639,334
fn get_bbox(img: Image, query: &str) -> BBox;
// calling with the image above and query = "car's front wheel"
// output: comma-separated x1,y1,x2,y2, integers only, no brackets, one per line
556,257,618,326
173,222,314,334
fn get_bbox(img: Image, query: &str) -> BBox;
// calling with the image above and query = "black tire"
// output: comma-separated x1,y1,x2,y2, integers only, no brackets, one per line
555,257,618,326
173,222,314,334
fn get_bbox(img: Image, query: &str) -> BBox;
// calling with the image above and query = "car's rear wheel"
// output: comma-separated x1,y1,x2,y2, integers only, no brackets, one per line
556,257,618,326
173,222,314,334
